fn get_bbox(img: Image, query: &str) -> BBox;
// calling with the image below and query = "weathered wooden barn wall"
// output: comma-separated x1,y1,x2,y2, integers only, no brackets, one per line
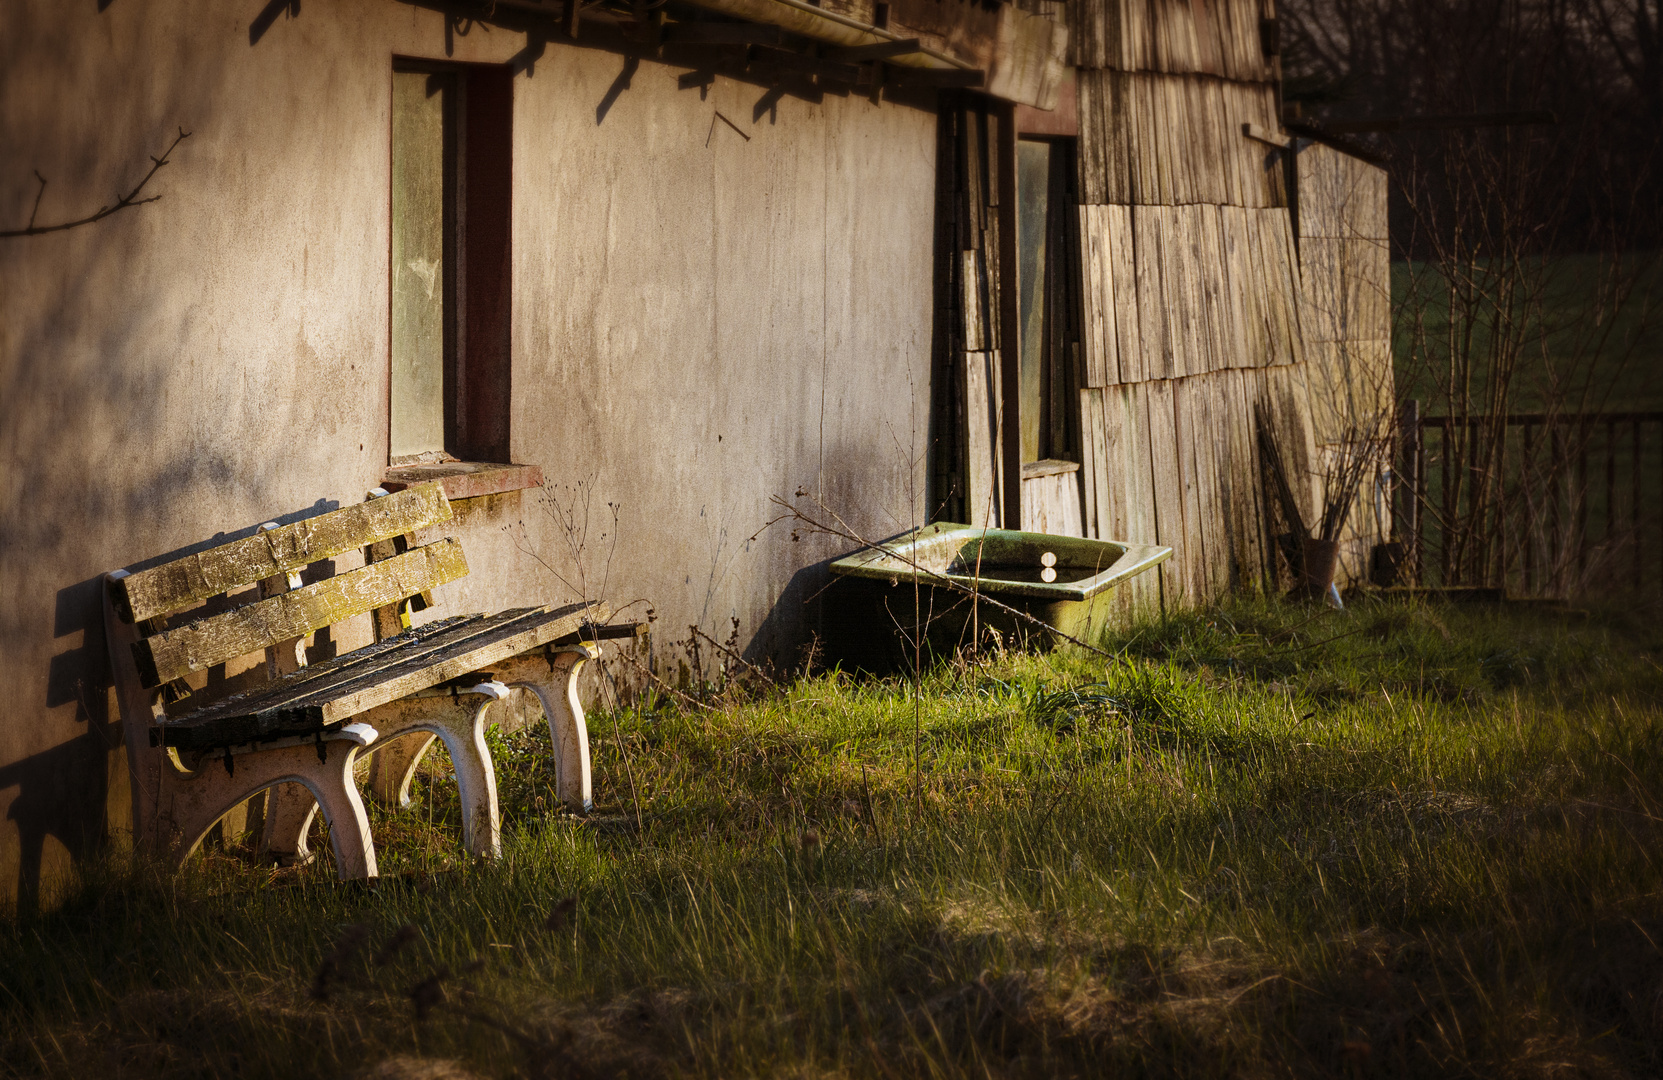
1070,0,1325,613
1295,141,1394,585
931,99,1013,533
0,0,935,908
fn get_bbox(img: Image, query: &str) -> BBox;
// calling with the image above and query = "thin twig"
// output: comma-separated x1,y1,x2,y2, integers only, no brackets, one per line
612,643,706,710
690,624,781,688
26,171,45,231
3,128,191,238
714,110,751,141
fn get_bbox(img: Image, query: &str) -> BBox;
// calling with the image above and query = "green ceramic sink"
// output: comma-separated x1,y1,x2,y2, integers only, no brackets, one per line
823,523,1170,665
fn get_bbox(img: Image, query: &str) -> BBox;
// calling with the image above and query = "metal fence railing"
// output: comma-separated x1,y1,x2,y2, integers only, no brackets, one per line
1398,403,1663,597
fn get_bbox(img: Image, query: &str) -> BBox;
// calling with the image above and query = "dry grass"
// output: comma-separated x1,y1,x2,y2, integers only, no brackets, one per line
4,595,1663,1078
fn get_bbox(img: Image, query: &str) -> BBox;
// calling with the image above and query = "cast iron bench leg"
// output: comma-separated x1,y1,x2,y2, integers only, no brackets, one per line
507,642,599,814
360,684,510,858
173,725,379,879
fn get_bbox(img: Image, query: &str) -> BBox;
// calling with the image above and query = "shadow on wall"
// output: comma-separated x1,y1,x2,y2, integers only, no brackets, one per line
745,556,836,670
1,499,340,916
1,573,142,917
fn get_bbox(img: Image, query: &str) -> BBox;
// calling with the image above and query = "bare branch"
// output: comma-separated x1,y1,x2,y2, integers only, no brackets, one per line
2,128,191,239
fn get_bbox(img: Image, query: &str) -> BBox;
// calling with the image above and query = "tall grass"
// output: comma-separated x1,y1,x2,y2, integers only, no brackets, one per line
4,596,1663,1078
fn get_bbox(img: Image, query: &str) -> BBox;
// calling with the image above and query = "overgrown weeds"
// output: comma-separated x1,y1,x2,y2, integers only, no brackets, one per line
4,595,1663,1078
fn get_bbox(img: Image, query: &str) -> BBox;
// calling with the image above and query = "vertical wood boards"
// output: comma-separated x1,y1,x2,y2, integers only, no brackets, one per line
1193,374,1228,597
1076,70,1129,207
1221,205,1267,368
1078,208,1113,387
947,100,1012,528
1210,205,1249,370
995,103,1022,529
1198,373,1238,594
1220,367,1268,589
1142,378,1186,606
1256,361,1322,535
1303,341,1349,450
1104,207,1145,383
1020,471,1086,536
963,249,990,351
1073,0,1272,82
1347,236,1392,343
1174,374,1235,601
1227,81,1287,207
964,351,1004,529
1299,236,1345,344
1257,208,1305,366
1076,71,1286,208
1292,138,1393,584
1080,388,1106,538
1173,206,1210,375
1058,8,1382,610
1295,141,1391,404
1109,382,1163,616
1116,379,1163,617
1158,206,1197,377
1079,384,1161,616
1132,206,1174,380
1078,204,1305,388
1295,142,1390,243
1171,376,1206,601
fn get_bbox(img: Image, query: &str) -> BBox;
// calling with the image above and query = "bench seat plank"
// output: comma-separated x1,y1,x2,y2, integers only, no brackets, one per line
135,539,468,688
155,601,605,751
112,483,452,624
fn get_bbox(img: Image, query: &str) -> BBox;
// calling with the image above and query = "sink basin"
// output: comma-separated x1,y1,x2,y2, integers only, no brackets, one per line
822,522,1170,666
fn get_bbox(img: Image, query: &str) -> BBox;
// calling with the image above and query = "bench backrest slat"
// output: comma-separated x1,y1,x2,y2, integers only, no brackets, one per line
132,538,469,688
111,483,453,624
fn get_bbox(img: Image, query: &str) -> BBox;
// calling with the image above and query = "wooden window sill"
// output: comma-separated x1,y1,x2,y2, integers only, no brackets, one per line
381,462,544,501
1021,459,1079,480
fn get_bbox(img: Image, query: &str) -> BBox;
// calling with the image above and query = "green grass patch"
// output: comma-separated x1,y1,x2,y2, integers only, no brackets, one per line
5,597,1663,1078
1393,253,1663,414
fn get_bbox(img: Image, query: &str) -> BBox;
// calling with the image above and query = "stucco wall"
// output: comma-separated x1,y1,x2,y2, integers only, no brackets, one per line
0,0,936,908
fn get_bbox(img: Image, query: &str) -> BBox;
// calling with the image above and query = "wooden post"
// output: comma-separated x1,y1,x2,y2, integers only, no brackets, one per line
1634,419,1643,591
1415,414,1427,587
995,102,1022,530
1523,421,1536,595
1441,419,1453,587
1577,427,1590,581
1396,398,1419,551
1606,419,1617,591
1496,417,1509,593
1551,422,1564,595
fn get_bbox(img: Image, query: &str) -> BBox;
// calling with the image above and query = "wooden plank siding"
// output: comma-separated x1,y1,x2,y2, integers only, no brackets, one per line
933,99,1013,529
1067,0,1315,609
1293,140,1395,586
1077,71,1284,206
1075,204,1303,388
1071,0,1274,82
1011,0,1388,613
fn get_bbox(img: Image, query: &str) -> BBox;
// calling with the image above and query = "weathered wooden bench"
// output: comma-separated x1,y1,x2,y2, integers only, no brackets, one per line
102,482,617,879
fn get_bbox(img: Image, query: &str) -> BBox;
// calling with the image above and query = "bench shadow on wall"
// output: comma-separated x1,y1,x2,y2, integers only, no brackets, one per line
3,500,337,915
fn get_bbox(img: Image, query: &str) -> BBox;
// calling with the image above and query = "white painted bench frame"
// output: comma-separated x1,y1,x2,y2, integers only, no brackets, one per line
101,484,612,878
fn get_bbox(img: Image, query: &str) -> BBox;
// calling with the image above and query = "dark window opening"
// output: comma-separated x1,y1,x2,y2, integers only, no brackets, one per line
390,60,513,464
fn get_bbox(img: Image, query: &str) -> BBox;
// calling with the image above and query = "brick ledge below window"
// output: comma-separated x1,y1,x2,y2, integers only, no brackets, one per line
381,462,543,501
